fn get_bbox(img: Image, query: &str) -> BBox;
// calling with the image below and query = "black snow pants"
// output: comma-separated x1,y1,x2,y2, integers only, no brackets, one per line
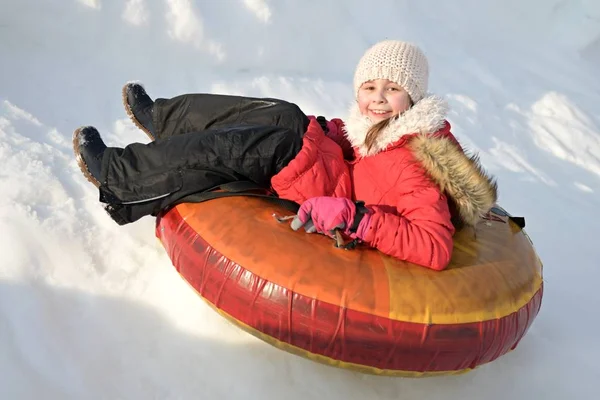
99,94,310,225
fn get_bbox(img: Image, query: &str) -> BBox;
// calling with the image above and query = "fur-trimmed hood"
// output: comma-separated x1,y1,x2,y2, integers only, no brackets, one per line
343,95,498,226
343,95,450,157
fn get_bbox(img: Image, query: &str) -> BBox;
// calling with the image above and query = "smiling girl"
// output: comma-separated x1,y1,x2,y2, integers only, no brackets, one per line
73,40,497,270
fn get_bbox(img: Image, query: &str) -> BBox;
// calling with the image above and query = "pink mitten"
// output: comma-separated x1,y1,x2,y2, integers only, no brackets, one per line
291,197,371,239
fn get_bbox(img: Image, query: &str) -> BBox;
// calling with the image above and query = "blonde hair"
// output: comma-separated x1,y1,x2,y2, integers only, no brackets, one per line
364,118,393,153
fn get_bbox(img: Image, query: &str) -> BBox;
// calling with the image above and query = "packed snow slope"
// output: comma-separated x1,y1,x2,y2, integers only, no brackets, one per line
1,1,599,399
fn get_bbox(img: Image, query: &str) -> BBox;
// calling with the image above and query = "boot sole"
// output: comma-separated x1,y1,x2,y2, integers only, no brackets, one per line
72,127,101,189
122,84,154,141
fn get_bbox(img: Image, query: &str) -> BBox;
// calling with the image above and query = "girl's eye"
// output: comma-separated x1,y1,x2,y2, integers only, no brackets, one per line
388,87,399,91
362,86,374,91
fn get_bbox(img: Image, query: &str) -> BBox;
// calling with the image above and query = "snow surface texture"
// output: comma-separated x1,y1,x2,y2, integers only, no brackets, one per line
1,0,599,399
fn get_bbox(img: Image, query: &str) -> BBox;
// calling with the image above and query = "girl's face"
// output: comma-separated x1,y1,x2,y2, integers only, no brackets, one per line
357,79,412,123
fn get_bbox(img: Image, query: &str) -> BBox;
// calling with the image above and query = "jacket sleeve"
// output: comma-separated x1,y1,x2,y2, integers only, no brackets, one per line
325,118,355,160
359,175,455,271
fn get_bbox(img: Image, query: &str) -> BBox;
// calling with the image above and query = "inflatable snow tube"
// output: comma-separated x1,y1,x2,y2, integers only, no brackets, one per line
156,197,543,377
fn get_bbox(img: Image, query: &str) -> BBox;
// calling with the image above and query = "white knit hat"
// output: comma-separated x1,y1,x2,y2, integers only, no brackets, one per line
353,40,429,103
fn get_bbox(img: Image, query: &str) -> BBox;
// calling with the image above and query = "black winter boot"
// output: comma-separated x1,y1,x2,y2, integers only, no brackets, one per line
122,82,155,140
72,126,106,188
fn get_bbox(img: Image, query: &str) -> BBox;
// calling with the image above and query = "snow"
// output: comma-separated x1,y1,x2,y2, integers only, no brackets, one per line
1,0,599,398
123,0,150,27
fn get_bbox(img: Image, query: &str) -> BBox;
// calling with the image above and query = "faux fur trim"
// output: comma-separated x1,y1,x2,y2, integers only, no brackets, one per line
343,95,449,157
341,95,497,226
409,135,498,226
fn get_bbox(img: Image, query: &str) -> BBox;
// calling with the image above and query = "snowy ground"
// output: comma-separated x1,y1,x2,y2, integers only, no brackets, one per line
1,1,599,399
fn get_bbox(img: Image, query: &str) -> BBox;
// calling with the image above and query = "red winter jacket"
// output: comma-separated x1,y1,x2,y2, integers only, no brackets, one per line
270,96,497,270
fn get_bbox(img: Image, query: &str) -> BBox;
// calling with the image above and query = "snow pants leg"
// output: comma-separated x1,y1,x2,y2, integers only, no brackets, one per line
99,124,303,225
152,93,310,140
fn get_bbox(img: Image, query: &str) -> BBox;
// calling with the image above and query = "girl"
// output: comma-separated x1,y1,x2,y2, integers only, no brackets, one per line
74,40,497,270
